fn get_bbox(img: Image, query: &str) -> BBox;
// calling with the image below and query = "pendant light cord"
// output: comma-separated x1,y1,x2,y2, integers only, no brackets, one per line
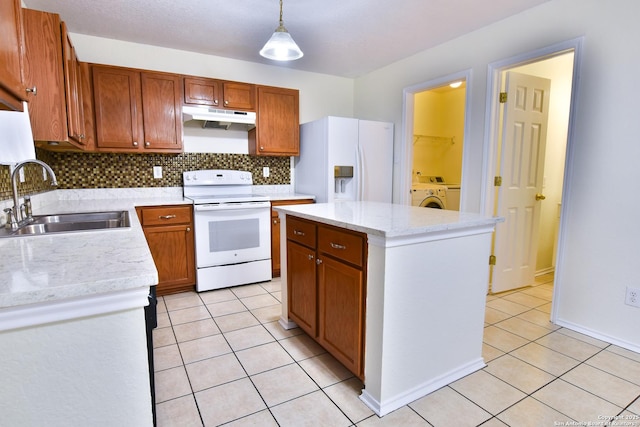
279,0,284,26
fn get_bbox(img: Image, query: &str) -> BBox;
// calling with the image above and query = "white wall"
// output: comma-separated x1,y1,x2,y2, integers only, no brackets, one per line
354,0,640,350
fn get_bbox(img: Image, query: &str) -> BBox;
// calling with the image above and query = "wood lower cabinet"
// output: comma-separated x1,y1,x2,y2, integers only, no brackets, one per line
0,0,26,112
271,199,314,277
93,65,183,152
137,205,195,296
286,215,366,378
249,86,299,156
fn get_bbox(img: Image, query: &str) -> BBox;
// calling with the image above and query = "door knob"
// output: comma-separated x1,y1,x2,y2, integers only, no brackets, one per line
535,193,546,201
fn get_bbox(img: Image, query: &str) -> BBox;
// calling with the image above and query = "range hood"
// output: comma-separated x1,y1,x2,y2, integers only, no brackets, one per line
182,105,256,130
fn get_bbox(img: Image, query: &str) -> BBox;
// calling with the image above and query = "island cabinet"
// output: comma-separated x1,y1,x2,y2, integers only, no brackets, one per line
270,198,314,277
92,65,183,152
0,0,26,111
21,9,90,150
183,76,256,111
286,216,366,378
137,205,195,296
249,85,300,156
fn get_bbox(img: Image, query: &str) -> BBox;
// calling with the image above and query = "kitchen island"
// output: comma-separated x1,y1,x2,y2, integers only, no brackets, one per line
0,191,188,427
275,201,501,416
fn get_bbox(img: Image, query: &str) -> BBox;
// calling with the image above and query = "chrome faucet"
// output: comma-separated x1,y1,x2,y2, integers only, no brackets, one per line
7,159,58,230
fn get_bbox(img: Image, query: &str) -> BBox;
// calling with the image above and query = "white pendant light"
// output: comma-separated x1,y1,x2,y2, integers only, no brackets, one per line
259,0,303,61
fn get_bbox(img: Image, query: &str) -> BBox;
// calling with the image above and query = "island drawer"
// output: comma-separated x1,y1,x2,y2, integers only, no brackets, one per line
139,205,193,226
318,225,365,267
286,216,316,248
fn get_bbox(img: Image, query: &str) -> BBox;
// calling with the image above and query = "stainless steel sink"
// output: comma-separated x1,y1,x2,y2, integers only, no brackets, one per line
1,210,131,238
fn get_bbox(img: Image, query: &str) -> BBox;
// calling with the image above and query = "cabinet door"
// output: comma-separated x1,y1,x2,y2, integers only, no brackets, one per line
0,0,26,111
222,81,255,110
21,9,67,141
184,76,220,107
318,256,365,377
93,66,143,150
141,72,183,151
143,224,195,296
249,86,299,156
61,22,86,146
287,240,317,337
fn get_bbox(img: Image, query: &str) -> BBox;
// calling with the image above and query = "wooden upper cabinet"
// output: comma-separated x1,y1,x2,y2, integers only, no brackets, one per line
184,76,220,107
93,65,183,152
183,76,255,111
140,72,183,151
249,86,300,156
222,81,255,110
22,9,67,141
0,0,26,111
61,22,87,147
93,66,143,150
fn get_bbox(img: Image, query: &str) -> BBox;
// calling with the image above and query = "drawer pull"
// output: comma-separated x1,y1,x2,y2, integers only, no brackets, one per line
330,242,346,250
293,230,305,236
159,215,177,220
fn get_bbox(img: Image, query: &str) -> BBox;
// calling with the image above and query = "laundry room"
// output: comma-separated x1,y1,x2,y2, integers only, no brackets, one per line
412,81,466,210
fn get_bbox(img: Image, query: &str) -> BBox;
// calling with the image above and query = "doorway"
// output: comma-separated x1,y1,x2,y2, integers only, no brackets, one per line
400,70,472,209
485,40,581,305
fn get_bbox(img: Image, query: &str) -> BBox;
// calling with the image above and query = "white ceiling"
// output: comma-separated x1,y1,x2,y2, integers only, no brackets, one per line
22,0,550,78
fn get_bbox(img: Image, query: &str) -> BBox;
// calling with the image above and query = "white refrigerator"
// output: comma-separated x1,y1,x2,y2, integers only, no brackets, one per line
294,116,394,203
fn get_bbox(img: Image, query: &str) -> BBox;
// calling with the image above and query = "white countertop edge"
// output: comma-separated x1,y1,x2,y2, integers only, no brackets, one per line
368,223,498,248
0,286,150,332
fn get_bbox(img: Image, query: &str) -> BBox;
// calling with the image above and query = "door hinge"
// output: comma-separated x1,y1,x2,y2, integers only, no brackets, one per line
489,255,496,265
494,176,502,186
499,92,507,103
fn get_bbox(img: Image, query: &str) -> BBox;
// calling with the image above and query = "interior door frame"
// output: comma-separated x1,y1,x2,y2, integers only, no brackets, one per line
483,37,584,322
400,69,473,207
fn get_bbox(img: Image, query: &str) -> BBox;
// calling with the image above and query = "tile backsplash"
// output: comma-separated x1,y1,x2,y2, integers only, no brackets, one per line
0,150,291,201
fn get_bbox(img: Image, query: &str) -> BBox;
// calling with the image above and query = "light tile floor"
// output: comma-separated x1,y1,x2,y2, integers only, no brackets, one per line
154,274,640,426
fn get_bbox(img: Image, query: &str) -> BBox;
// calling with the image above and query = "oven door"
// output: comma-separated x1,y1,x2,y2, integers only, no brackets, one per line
193,202,271,268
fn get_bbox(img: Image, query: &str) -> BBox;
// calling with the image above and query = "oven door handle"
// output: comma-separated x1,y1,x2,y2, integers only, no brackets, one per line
194,202,271,212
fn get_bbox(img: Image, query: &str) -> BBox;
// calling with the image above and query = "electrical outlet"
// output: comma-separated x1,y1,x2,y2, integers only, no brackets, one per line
19,168,25,183
625,286,640,308
153,166,163,179
263,167,270,178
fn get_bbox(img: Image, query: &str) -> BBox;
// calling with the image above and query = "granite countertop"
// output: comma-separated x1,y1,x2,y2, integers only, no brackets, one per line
0,192,190,310
0,187,313,311
274,201,502,238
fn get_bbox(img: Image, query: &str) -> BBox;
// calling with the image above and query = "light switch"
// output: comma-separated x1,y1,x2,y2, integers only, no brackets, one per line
263,167,270,178
153,166,163,179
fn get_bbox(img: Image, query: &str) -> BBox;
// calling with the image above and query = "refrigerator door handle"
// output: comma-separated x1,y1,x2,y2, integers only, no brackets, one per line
356,144,364,201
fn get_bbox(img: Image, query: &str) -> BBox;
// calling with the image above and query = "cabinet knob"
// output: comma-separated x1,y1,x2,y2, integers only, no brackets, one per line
308,254,314,260
214,99,219,105
75,133,85,139
186,227,191,232
145,141,151,147
260,146,264,151
224,100,229,106
25,86,37,96
316,258,323,265
133,141,139,147
273,219,278,225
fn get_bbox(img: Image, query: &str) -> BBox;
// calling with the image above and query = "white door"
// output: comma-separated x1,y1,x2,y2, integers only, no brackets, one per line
492,71,551,293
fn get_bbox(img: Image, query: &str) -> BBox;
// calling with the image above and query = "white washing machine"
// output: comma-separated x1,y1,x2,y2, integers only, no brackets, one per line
411,183,447,209
420,176,460,210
